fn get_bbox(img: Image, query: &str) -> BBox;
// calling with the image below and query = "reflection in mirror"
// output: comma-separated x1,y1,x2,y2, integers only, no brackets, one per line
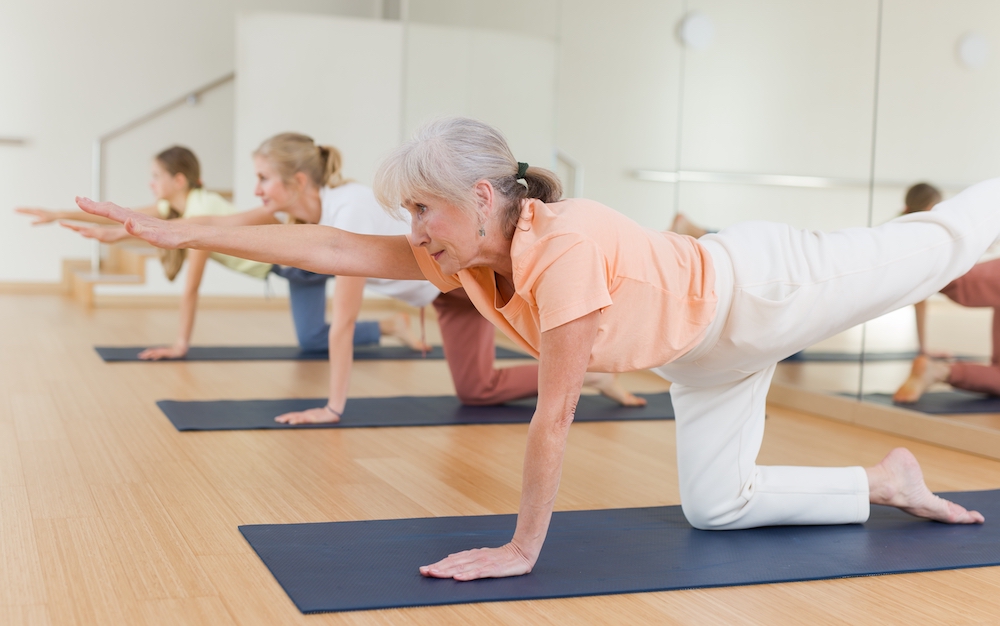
862,1,1000,427
407,0,892,401
555,1,882,396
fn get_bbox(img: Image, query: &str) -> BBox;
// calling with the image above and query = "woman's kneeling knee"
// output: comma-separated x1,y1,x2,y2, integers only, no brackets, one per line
681,496,748,530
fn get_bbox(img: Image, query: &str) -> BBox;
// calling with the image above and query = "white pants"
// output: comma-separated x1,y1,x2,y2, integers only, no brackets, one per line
652,177,1000,530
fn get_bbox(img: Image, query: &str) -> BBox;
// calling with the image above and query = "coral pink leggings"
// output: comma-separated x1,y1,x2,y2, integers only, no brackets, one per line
941,257,1000,395
433,288,539,405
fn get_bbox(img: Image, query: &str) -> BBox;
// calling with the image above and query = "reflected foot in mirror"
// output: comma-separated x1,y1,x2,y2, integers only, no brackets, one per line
867,447,984,524
669,213,709,239
379,312,430,352
582,373,647,407
893,355,952,403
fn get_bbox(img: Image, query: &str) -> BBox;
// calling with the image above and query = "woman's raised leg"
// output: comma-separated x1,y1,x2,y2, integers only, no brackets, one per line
692,177,1000,375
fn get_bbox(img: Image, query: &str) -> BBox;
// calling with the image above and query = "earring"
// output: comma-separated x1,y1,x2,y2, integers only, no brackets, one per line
479,227,486,237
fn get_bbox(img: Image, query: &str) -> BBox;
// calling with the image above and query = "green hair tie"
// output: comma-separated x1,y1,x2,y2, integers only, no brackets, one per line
516,162,529,179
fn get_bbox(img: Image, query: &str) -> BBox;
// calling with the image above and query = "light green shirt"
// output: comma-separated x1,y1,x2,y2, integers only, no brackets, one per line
157,189,272,279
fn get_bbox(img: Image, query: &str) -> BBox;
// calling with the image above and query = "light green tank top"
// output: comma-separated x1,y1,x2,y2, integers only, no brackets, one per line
157,189,272,279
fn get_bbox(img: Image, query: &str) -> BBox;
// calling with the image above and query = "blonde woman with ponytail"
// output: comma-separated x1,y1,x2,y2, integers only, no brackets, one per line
76,116,994,581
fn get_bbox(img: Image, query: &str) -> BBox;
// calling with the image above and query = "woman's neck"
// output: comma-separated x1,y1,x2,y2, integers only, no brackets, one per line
167,188,190,213
294,186,323,224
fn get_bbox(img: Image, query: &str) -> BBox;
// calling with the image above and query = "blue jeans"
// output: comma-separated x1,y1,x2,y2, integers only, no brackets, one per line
270,266,381,352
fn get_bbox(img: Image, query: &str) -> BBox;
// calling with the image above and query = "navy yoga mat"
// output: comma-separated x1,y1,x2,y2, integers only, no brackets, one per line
861,390,1000,415
240,490,1000,614
784,351,980,363
156,392,674,431
95,344,529,362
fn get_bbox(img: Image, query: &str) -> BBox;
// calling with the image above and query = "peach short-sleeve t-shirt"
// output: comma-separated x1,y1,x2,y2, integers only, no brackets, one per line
409,198,717,372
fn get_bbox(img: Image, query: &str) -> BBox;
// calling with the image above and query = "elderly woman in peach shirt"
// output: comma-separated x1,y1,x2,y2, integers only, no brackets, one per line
78,117,994,581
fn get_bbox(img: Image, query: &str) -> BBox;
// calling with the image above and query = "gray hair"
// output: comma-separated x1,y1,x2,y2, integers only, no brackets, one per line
374,117,562,238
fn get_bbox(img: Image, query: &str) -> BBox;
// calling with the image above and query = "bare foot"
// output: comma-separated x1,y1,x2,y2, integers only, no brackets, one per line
893,355,951,403
582,373,647,407
379,313,430,352
867,448,983,524
669,213,709,239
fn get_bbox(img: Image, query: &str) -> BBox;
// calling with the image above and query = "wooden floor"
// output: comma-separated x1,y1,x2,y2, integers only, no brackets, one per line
4,294,1000,625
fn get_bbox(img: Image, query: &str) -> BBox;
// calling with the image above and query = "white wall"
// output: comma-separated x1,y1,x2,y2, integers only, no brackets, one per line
0,0,378,283
404,24,557,169
407,0,560,40
556,0,881,233
556,0,1000,233
235,13,557,211
870,0,1000,223
233,13,404,210
555,0,686,229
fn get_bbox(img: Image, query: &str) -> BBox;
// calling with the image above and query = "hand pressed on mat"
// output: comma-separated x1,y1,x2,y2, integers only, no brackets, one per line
420,542,533,580
275,407,340,425
138,343,189,361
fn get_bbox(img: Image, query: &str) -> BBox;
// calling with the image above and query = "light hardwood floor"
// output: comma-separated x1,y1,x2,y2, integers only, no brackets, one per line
3,294,1000,625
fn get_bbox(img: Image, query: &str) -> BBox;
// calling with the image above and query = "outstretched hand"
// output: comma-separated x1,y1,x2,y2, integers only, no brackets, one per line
419,543,534,581
15,207,59,225
75,197,188,249
60,222,130,243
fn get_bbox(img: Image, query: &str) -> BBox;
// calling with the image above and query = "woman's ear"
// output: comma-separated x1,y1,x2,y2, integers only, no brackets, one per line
473,180,495,212
292,171,311,192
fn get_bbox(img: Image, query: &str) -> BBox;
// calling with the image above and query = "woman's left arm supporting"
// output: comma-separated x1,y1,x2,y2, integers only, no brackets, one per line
419,309,602,581
138,249,210,360
275,276,367,425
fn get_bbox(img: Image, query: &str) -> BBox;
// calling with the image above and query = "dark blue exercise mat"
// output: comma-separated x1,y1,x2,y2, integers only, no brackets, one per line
784,351,981,363
94,345,529,362
239,490,1000,614
860,390,1000,415
156,392,673,431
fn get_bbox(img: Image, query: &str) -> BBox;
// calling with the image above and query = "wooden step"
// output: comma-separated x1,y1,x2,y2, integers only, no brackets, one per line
105,241,158,278
70,268,143,308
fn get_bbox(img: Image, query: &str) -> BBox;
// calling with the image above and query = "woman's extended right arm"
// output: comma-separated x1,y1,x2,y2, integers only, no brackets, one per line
17,204,158,225
76,197,425,281
183,205,279,227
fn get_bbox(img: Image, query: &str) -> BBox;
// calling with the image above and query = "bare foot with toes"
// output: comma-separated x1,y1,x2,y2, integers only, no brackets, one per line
867,448,983,524
582,373,647,407
893,355,951,403
379,313,430,352
669,213,709,239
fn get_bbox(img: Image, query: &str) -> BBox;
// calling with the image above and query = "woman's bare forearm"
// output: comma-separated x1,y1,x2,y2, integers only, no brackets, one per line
176,250,209,347
77,197,426,282
60,204,158,224
185,206,277,227
511,311,602,559
326,276,368,412
184,224,424,280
